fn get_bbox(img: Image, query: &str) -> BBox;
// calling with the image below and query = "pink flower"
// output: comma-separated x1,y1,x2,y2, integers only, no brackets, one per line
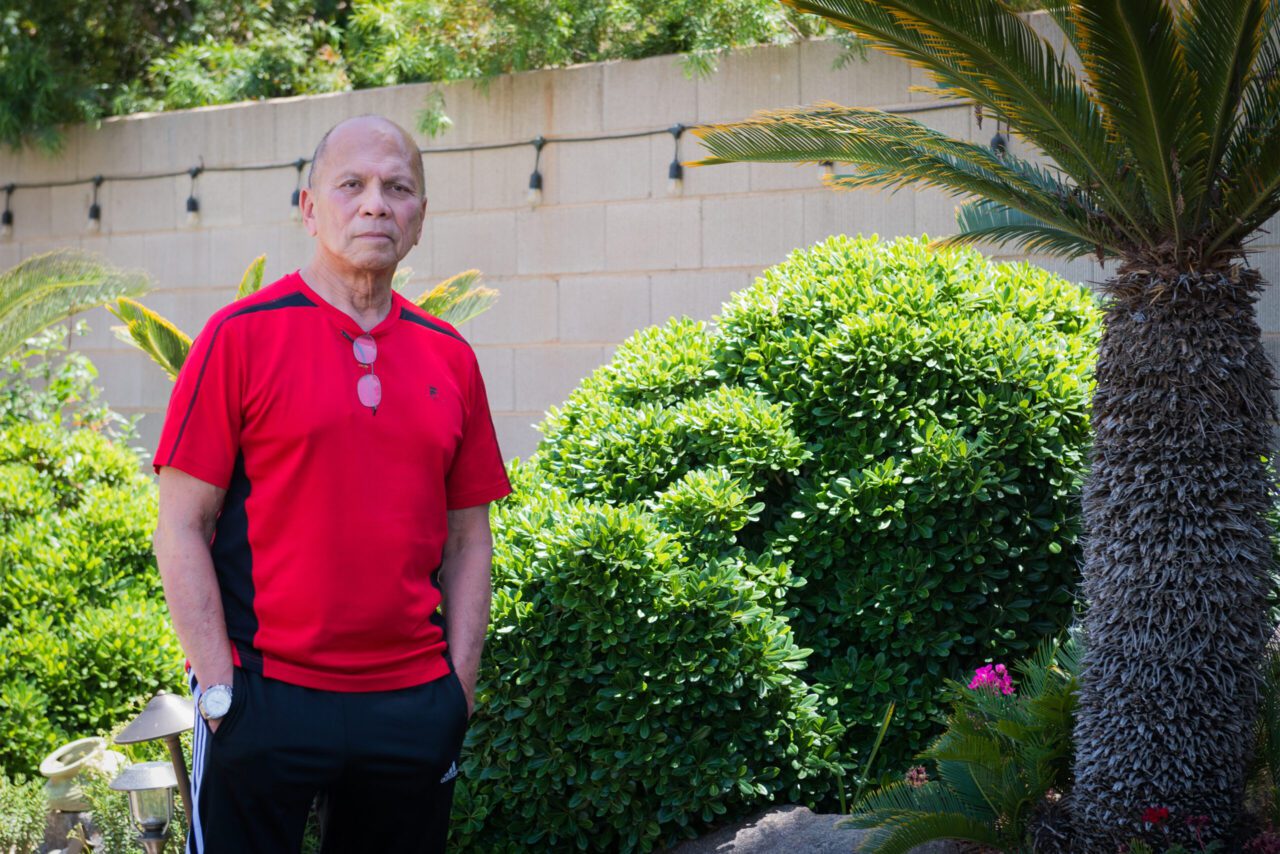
905,765,928,788
968,663,1015,695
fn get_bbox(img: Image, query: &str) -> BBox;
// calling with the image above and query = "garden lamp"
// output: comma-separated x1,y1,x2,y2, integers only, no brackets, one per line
108,761,177,854
114,691,194,824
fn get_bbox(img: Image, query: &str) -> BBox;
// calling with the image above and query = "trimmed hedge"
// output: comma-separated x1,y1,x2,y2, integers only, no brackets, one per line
452,467,844,851
509,235,1100,792
0,422,183,774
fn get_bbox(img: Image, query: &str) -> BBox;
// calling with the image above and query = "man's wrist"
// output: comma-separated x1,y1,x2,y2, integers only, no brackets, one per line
198,683,233,721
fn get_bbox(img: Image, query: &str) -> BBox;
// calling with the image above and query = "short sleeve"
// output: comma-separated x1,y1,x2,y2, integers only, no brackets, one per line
445,355,513,510
152,316,244,489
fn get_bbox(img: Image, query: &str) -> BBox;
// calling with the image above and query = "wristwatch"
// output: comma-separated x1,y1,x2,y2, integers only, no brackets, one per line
198,684,233,721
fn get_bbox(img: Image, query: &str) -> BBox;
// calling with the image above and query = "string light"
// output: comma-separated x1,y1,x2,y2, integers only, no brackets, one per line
667,124,685,197
526,136,546,208
185,166,203,227
821,160,835,180
990,117,1009,158
1,184,13,239
290,158,307,222
87,176,104,233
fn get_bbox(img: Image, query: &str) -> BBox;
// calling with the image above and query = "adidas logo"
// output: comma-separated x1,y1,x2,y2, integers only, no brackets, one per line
440,761,458,784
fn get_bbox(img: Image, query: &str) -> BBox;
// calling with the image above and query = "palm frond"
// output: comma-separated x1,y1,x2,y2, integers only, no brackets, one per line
693,106,1117,251
108,297,192,381
235,255,266,300
942,198,1102,257
847,782,1004,854
413,269,500,327
779,0,1150,246
1212,1,1280,254
1072,0,1203,242
1180,0,1268,235
0,250,152,359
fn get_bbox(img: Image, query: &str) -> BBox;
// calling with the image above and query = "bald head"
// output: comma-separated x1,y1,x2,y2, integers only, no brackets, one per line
308,116,425,198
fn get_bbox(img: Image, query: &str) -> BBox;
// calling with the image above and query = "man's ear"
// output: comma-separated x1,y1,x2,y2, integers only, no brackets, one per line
299,187,318,236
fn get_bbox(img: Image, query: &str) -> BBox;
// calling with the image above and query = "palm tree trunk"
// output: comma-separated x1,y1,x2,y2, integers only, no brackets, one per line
1071,262,1277,847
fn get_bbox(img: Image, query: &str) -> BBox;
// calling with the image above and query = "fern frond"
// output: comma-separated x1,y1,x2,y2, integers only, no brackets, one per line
108,297,193,380
942,198,1102,257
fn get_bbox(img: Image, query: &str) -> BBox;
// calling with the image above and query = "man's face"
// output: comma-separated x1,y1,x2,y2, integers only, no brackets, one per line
300,120,428,277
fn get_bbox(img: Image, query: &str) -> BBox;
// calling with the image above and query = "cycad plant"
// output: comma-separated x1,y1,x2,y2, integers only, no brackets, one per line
693,0,1280,846
111,256,498,379
0,250,151,359
847,635,1080,853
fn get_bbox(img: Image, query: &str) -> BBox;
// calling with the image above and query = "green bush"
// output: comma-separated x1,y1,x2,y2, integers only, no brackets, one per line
0,419,180,775
451,469,844,851
526,235,1099,775
0,772,46,853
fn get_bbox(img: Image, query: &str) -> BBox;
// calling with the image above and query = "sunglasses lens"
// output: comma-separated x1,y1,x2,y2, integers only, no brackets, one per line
352,334,378,365
357,373,382,408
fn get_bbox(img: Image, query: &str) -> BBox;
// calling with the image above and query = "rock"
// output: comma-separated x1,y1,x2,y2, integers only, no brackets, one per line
661,806,958,854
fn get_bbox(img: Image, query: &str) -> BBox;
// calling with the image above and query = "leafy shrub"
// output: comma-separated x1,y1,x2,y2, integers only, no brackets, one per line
0,772,46,853
529,235,1099,773
451,469,844,851
0,418,180,775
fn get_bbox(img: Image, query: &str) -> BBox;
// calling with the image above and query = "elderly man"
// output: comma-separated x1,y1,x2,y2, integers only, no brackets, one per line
151,115,511,853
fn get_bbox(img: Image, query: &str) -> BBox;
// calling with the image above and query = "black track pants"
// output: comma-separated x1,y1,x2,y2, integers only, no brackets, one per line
187,667,469,854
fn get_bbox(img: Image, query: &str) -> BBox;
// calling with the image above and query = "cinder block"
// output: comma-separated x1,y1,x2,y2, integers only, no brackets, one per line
513,344,609,412
77,348,149,409
468,277,557,345
605,199,701,272
602,53,698,132
798,38,913,108
2,141,72,184
650,269,754,324
558,274,651,342
375,82,437,140
0,243,19,271
913,186,963,240
432,211,518,277
272,93,350,164
510,70,554,142
240,167,297,227
433,76,514,146
106,177,180,234
422,151,473,213
802,186,914,246
9,188,53,242
50,184,95,239
275,224,319,274
750,161,828,193
910,65,943,103
491,412,543,463
697,44,801,123
549,64,604,135
702,194,804,268
143,230,211,290
210,227,284,288
918,104,974,143
75,119,144,178
471,147,541,210
516,207,606,275
1020,254,1101,288
553,137,652,205
473,346,516,411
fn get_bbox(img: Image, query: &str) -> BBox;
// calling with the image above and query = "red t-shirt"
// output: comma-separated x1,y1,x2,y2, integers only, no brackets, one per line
153,272,512,691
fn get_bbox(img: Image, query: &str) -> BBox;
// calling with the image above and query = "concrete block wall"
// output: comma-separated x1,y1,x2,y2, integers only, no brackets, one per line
3,24,1276,463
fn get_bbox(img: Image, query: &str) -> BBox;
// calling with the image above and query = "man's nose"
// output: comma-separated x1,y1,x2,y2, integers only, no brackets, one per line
358,184,393,217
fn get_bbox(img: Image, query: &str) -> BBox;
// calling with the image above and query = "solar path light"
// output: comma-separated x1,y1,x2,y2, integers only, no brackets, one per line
108,761,177,854
113,691,194,828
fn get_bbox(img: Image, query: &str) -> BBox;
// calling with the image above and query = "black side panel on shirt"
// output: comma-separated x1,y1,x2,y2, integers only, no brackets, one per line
212,450,261,670
399,308,464,342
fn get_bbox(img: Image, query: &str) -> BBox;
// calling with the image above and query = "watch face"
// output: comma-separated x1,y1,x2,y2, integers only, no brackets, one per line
201,686,232,719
